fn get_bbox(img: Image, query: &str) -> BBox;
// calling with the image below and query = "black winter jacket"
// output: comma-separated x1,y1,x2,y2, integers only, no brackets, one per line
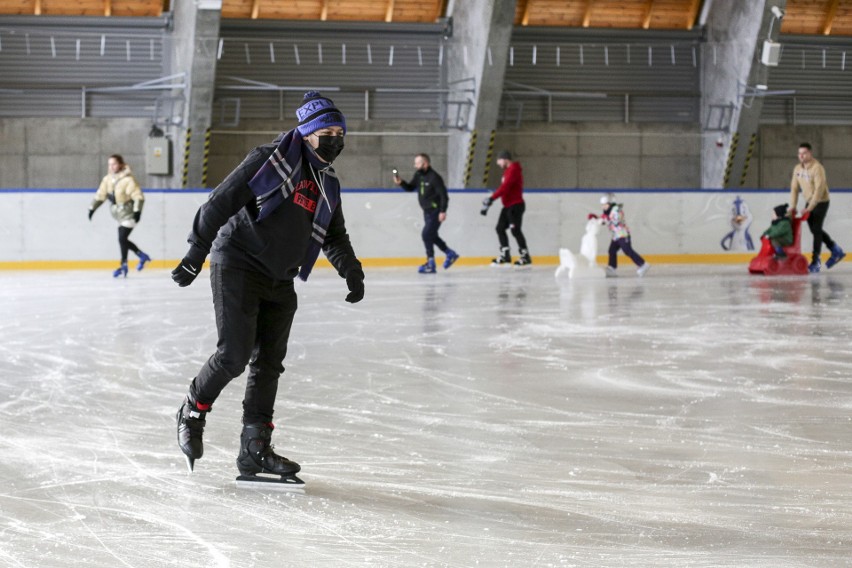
399,167,449,213
184,134,361,281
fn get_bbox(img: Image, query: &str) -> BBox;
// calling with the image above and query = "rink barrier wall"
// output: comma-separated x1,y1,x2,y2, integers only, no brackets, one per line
1,188,850,270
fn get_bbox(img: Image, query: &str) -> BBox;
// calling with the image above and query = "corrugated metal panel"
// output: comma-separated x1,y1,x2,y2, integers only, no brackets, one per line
0,16,169,117
763,35,852,124
215,21,445,124
215,20,444,124
501,27,701,124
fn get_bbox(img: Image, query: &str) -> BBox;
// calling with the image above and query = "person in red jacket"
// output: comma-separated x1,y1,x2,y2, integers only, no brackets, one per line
481,150,531,266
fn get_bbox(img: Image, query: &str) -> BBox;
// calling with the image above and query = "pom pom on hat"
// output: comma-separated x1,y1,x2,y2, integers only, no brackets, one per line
295,91,347,135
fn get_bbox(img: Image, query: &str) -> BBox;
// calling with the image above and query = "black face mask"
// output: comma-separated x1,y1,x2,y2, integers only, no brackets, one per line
314,135,344,162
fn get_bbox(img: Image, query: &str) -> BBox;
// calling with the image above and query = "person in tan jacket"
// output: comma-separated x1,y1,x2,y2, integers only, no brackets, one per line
88,154,151,277
789,142,845,272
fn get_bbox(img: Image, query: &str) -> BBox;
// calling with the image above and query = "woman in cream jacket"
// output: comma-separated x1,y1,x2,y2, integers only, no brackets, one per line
88,154,151,277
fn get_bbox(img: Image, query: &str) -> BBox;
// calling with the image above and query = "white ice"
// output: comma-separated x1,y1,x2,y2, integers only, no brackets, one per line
1,264,851,567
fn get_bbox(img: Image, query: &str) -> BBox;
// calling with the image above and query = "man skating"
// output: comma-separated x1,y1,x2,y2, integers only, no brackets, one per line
172,91,364,489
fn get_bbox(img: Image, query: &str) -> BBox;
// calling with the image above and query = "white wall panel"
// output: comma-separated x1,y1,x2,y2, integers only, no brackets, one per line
2,189,850,264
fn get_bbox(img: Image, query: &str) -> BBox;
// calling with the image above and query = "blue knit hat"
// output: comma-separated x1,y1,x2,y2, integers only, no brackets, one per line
295,91,346,136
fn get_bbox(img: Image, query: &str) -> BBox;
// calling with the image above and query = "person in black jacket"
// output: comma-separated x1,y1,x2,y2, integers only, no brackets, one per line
171,91,364,488
394,153,459,273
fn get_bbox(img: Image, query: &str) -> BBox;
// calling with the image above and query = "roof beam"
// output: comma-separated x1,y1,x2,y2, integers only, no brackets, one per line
521,0,532,26
642,0,654,29
104,0,112,16
686,0,701,30
823,0,840,35
34,0,42,16
582,0,592,27
251,0,260,19
385,0,395,22
320,0,329,21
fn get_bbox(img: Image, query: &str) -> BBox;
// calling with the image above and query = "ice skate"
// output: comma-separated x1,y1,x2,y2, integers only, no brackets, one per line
113,262,128,278
637,262,651,277
490,247,511,268
235,422,304,492
513,249,532,268
136,251,151,271
606,265,617,277
176,395,210,472
443,249,459,270
808,259,821,273
826,244,845,269
418,257,436,274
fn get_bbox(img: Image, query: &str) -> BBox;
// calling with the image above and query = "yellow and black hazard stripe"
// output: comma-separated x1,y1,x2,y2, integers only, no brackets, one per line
482,129,496,186
739,133,757,186
201,128,211,188
182,128,192,189
463,130,477,188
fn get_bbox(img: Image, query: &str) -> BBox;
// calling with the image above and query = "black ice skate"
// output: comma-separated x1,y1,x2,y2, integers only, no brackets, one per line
176,395,210,472
235,422,304,492
514,249,532,268
490,247,512,267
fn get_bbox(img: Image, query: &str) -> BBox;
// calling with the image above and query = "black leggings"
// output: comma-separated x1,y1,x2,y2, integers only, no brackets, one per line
117,226,140,263
806,201,836,259
496,202,528,250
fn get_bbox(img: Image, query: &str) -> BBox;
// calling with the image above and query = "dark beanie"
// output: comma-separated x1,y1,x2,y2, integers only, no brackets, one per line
295,91,346,136
773,203,788,218
497,150,512,160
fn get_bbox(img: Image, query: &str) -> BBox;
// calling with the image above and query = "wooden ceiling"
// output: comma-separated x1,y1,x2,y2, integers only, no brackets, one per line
221,0,444,22
1,0,852,36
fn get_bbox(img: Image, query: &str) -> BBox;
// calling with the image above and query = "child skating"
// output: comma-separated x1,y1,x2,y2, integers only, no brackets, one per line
600,194,650,277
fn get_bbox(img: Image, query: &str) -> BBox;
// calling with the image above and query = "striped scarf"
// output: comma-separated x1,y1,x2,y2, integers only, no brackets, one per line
247,129,340,281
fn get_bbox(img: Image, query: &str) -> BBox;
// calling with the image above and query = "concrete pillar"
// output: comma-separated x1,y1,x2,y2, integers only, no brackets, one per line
445,0,516,189
701,0,787,188
172,0,221,188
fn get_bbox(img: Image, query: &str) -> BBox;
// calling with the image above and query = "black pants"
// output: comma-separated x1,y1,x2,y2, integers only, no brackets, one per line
190,264,297,424
496,203,528,250
422,209,449,258
117,226,140,263
608,237,645,268
806,201,837,259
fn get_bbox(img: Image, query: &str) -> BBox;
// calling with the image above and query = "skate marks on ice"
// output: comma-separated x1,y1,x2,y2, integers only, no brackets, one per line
1,267,852,566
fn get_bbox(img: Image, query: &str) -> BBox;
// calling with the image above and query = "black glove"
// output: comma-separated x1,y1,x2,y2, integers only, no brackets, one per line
88,209,94,221
480,196,494,216
345,269,365,303
171,257,201,287
133,211,141,222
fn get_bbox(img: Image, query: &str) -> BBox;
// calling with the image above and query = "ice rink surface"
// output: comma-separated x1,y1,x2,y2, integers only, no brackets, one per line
1,263,851,568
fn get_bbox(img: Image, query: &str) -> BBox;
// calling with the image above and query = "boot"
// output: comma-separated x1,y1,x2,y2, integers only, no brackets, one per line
513,249,532,267
490,247,511,267
826,244,846,269
236,422,301,478
113,262,128,278
136,251,151,271
808,258,821,273
443,249,459,270
176,395,211,471
418,257,437,274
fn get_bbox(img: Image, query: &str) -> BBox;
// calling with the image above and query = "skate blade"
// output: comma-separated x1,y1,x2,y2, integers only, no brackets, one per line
184,455,195,473
235,474,305,493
